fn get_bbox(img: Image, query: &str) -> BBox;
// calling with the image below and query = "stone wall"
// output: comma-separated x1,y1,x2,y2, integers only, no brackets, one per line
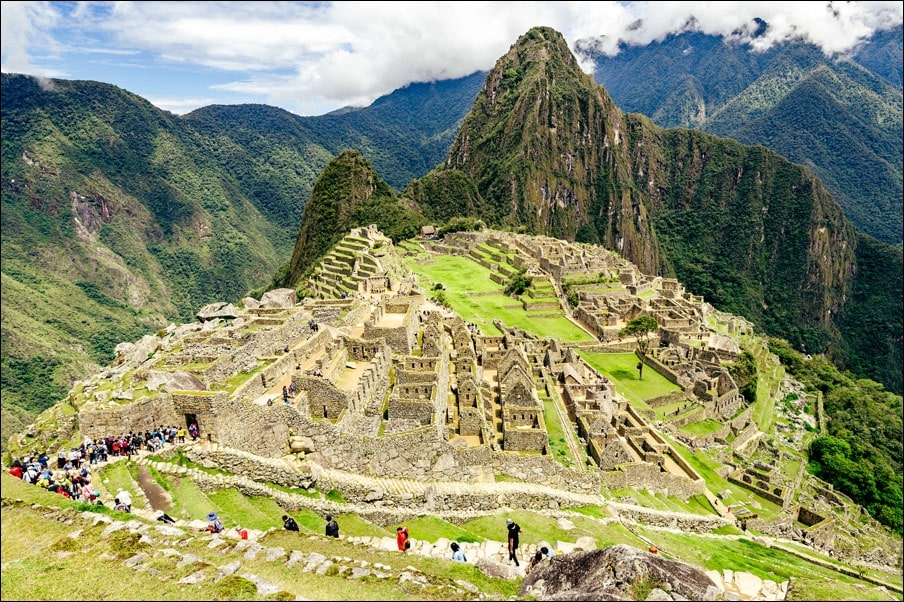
296,375,350,420
729,469,787,507
281,415,498,483
641,353,682,387
78,395,180,439
613,504,729,532
602,462,707,500
503,428,548,453
492,452,601,495
388,398,434,424
230,328,332,403
204,397,297,457
459,406,483,436
363,301,420,355
645,391,686,408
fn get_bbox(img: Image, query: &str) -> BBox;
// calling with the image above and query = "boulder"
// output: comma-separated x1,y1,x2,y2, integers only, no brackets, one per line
260,288,296,308
196,302,238,322
519,544,719,601
147,370,206,392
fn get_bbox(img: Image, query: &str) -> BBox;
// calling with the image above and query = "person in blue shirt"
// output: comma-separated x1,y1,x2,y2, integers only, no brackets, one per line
450,541,467,562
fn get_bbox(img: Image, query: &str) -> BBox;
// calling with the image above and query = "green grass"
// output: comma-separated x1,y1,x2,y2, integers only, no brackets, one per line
404,515,485,544
578,351,680,409
658,433,785,522
543,395,579,469
207,488,279,531
608,488,715,516
404,253,592,342
2,473,898,601
679,419,724,437
633,529,899,601
102,459,147,511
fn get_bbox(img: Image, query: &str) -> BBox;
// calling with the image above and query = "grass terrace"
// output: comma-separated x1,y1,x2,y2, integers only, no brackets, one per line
577,351,680,411
405,253,593,342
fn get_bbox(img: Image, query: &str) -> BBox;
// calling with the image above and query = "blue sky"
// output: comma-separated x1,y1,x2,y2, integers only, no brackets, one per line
2,1,901,116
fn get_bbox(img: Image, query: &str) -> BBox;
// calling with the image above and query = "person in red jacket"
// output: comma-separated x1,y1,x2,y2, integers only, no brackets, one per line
396,526,409,552
9,463,24,479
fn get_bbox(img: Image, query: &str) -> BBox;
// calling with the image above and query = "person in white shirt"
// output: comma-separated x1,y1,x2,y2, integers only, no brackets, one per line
116,488,132,512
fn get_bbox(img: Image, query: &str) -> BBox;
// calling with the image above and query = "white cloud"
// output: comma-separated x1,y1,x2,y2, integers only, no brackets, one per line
1,1,61,73
2,1,901,116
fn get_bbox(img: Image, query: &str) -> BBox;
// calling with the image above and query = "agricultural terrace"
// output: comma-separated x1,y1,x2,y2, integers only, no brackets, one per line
577,351,680,411
402,251,593,343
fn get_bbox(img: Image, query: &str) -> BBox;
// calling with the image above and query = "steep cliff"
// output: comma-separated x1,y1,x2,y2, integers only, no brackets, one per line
408,26,860,366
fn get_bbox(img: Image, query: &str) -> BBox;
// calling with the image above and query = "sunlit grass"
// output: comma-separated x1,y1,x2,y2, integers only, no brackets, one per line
578,351,680,409
404,253,593,342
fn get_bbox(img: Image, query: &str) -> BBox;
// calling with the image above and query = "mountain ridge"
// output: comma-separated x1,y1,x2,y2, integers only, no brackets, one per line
588,25,903,245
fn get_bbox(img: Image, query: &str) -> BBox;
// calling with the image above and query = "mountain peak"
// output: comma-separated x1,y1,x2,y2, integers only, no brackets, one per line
281,150,393,288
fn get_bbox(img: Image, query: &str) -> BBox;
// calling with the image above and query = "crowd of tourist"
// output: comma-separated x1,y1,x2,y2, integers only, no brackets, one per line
6,425,193,503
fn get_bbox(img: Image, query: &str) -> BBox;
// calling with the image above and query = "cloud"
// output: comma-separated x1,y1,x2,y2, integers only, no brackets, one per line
2,1,901,116
1,1,61,74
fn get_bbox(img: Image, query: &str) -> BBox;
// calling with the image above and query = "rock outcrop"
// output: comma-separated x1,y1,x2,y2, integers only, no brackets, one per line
520,544,720,601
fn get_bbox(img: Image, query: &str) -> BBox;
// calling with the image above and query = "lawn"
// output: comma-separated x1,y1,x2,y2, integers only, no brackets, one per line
679,419,725,437
405,253,593,342
632,528,898,601
578,351,680,409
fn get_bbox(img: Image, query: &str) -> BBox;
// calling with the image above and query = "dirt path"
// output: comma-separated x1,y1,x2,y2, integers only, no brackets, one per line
137,464,171,512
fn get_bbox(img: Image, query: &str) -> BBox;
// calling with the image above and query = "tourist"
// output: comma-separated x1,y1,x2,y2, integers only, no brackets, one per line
282,514,300,531
156,511,177,524
526,550,543,574
450,541,467,562
8,461,23,479
506,518,521,566
204,512,224,533
116,488,132,512
325,513,339,538
396,526,409,552
541,546,554,558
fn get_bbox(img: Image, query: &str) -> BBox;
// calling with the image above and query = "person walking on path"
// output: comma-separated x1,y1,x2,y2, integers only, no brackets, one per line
282,515,300,531
325,513,339,538
396,526,409,552
506,518,521,566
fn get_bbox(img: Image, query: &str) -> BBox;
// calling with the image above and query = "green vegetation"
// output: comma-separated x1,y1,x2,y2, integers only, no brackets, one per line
619,316,659,380
768,338,902,534
404,253,592,342
593,28,902,246
4,467,896,601
577,352,680,408
727,350,759,403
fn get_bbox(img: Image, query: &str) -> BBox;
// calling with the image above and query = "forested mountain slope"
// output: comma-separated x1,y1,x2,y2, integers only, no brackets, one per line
0,72,481,446
405,27,900,395
588,25,903,245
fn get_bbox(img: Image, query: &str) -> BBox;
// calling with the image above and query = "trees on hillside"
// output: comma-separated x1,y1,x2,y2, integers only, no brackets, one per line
620,315,659,380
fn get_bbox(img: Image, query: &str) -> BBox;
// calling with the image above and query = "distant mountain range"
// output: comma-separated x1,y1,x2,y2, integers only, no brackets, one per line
585,23,903,245
1,25,900,456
